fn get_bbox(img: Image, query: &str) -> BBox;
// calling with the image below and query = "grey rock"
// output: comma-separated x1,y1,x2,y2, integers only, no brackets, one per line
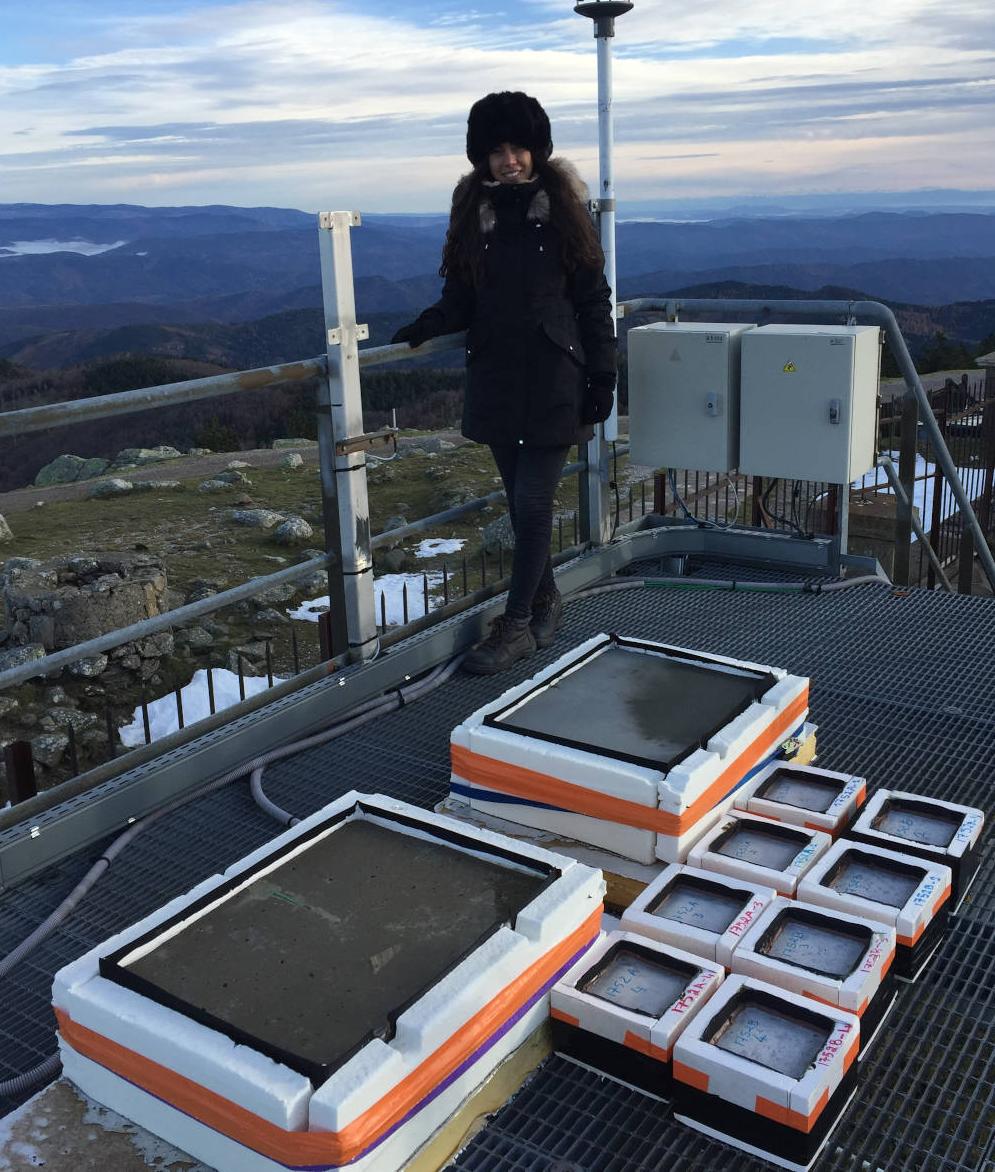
435,484,479,510
68,655,109,678
253,607,286,624
0,696,18,718
273,517,314,546
89,478,135,499
175,626,214,649
216,469,251,485
28,615,56,649
298,570,328,595
381,548,407,573
226,460,252,470
197,479,234,493
0,643,45,672
0,514,12,545
187,447,212,456
2,557,41,573
45,685,70,705
135,480,183,492
227,642,268,673
272,438,317,449
34,454,87,486
31,732,69,768
78,457,111,480
482,512,516,554
136,632,174,658
47,707,98,733
439,439,457,451
66,556,100,577
367,463,396,484
254,582,298,605
280,452,304,469
112,445,183,467
425,465,449,482
229,509,285,529
185,579,227,603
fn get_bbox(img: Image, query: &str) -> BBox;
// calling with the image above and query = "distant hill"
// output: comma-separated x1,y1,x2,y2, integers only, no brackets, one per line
3,283,993,374
2,201,995,375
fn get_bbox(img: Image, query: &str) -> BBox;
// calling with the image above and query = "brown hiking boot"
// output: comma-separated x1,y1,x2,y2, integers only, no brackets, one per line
464,614,536,675
530,587,563,649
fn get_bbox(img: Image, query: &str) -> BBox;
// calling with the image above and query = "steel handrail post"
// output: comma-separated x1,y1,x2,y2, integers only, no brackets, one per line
316,211,377,661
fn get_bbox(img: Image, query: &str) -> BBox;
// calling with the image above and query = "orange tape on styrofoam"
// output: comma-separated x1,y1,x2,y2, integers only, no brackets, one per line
897,882,950,947
453,690,809,836
57,908,602,1169
755,1088,829,1133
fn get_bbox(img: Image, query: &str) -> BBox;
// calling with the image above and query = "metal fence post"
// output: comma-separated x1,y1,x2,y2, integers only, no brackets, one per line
316,211,378,660
3,741,37,805
894,395,918,586
958,527,975,594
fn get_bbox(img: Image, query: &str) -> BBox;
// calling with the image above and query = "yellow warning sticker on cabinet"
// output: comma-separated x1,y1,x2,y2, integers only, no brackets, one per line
783,361,797,373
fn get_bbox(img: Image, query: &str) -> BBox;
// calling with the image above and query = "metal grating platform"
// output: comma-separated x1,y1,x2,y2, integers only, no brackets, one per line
2,580,995,1170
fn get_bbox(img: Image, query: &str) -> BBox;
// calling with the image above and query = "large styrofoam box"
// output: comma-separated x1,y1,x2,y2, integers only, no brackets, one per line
451,634,809,865
796,838,951,982
620,864,776,967
673,974,859,1171
847,789,983,909
54,792,605,1171
687,811,832,897
628,322,755,473
739,324,881,483
735,761,865,836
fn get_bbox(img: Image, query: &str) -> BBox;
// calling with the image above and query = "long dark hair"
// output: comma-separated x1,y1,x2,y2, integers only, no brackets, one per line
439,158,604,286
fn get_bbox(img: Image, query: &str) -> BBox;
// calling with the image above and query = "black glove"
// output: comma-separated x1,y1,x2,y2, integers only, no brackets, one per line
391,319,431,349
581,376,615,425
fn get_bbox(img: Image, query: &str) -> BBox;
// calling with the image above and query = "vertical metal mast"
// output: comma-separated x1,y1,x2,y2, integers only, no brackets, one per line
575,0,633,542
576,1,632,441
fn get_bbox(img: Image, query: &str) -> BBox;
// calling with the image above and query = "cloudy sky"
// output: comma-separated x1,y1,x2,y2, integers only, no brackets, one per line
3,0,994,212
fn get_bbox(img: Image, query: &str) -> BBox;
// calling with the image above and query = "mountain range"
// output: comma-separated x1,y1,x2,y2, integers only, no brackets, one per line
2,202,995,367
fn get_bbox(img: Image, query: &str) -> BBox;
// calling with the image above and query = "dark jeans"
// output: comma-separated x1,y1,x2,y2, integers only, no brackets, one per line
490,443,570,622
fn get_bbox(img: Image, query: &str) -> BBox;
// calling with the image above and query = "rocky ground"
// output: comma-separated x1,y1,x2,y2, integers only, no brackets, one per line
0,432,627,797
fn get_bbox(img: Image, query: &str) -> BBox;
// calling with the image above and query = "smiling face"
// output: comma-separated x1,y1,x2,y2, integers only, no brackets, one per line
488,142,534,183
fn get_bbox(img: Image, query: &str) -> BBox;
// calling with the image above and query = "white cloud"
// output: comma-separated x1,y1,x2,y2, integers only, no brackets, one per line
0,0,993,206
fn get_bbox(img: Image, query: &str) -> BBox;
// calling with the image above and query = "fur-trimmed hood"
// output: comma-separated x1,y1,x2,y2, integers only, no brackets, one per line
450,158,590,235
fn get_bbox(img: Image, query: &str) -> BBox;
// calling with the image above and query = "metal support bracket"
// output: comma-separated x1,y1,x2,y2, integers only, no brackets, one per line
327,324,369,346
334,427,398,457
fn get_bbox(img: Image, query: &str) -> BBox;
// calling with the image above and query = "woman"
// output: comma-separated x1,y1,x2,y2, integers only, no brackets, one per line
392,91,616,674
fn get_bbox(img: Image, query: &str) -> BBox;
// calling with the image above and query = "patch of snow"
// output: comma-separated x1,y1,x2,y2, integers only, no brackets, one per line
414,537,465,558
853,450,980,542
290,571,445,627
119,668,284,747
0,238,127,258
0,1086,51,1170
135,250,149,256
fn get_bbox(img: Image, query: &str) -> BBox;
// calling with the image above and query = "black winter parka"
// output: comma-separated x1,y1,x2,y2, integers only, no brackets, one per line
408,164,616,447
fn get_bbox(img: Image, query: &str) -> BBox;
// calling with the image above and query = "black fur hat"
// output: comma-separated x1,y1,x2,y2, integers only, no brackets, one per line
466,92,553,167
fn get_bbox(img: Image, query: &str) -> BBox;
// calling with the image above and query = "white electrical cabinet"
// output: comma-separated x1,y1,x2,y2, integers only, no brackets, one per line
738,325,881,483
627,322,755,473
